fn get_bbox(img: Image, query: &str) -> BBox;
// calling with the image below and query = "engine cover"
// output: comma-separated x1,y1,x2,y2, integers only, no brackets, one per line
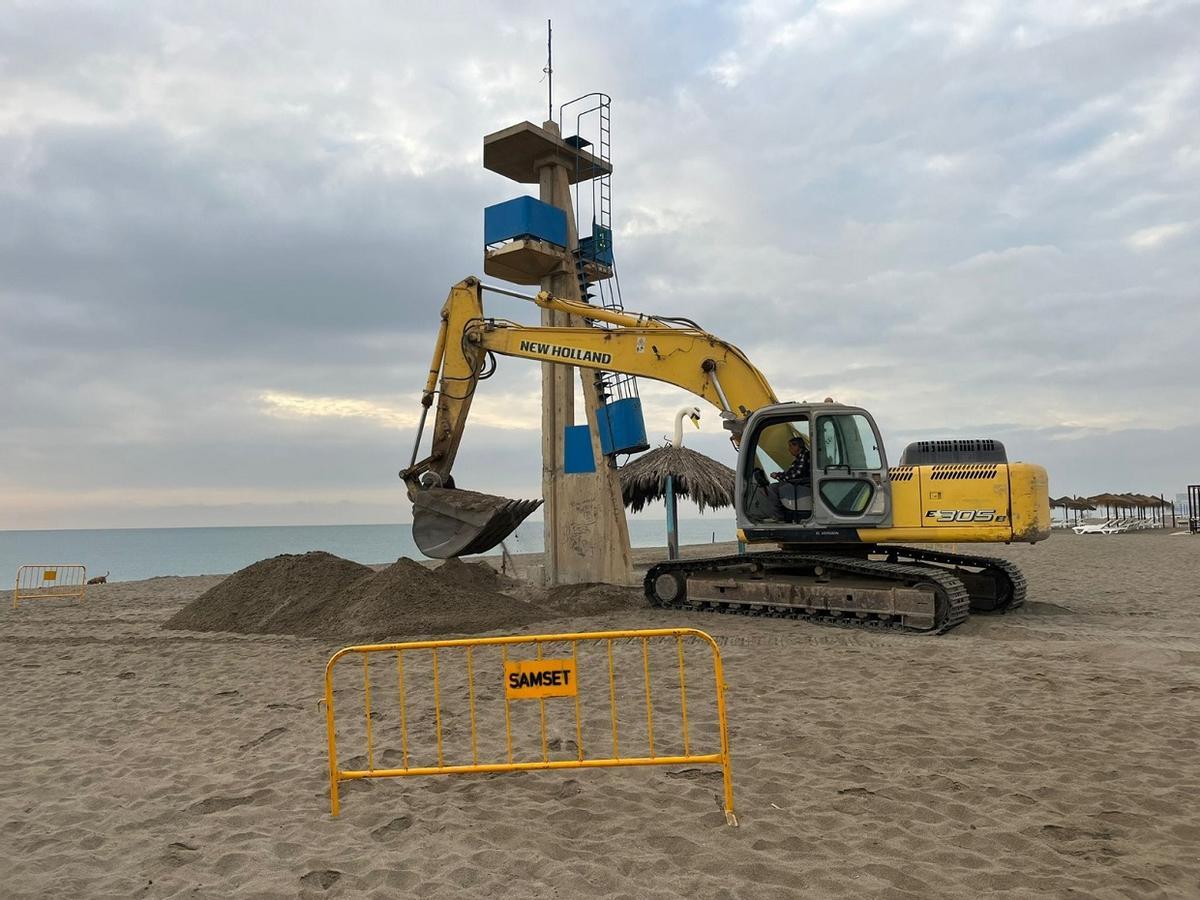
899,439,1007,465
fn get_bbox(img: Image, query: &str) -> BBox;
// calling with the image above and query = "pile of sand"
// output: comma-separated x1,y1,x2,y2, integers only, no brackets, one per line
433,557,519,592
163,552,373,636
164,552,539,640
332,557,539,638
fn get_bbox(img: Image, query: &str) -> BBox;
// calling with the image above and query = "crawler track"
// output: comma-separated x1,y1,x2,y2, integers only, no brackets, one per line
644,551,970,635
876,547,1027,613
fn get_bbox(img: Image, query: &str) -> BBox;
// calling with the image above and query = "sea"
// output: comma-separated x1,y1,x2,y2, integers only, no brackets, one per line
0,518,736,584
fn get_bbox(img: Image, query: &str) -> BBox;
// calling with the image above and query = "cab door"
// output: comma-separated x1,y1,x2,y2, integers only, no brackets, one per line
811,410,892,527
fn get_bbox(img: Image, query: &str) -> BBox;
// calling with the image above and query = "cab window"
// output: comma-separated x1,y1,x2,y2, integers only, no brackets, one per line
816,414,882,472
753,419,809,472
819,480,874,515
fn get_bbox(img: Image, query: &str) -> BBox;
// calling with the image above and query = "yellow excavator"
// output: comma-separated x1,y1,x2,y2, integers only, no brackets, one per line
401,277,1051,634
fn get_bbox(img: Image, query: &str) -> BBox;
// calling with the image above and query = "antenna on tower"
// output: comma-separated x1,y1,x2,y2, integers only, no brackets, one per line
544,19,553,121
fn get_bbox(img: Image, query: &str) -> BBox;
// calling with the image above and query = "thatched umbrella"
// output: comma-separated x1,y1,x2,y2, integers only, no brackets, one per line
1050,496,1070,524
1119,492,1149,523
1069,496,1096,523
1050,496,1072,519
1052,496,1093,524
1087,493,1131,519
1124,492,1171,526
620,408,735,559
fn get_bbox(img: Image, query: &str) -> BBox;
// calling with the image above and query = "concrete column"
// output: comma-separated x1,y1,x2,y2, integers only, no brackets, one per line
537,121,633,586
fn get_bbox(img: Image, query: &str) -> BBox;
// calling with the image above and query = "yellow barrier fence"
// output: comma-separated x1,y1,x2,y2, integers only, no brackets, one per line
324,627,737,825
12,564,87,609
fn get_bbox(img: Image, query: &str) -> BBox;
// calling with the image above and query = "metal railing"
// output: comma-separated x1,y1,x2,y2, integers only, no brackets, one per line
323,627,736,825
12,565,87,609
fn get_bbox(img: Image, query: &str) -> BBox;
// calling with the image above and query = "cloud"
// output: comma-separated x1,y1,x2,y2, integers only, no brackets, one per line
1126,221,1191,248
260,392,418,429
258,386,541,431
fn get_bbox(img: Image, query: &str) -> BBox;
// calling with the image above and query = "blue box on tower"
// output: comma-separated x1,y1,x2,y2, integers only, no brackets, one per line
563,425,597,474
484,196,568,248
597,397,649,456
577,225,614,266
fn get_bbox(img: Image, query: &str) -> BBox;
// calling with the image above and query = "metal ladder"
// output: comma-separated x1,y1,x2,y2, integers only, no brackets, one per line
560,93,641,411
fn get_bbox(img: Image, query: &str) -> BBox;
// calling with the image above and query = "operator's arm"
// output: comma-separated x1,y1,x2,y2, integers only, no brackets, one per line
779,446,811,483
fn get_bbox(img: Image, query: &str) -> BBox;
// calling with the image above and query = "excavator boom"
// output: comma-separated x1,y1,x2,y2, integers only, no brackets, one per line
401,277,778,557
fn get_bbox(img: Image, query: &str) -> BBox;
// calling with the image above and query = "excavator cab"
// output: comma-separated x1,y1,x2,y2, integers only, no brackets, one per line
736,402,893,538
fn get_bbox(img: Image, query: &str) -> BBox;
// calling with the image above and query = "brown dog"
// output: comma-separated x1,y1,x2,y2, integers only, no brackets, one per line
87,571,109,585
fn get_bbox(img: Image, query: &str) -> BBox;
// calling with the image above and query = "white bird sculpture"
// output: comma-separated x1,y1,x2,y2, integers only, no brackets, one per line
671,406,702,448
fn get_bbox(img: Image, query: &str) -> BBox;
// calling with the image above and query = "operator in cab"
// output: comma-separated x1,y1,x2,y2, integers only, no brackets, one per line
766,435,812,520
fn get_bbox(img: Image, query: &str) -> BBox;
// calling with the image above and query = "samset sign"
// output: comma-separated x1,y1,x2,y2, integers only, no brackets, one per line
504,658,578,700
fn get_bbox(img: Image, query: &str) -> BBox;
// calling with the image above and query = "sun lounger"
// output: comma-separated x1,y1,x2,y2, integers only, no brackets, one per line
1073,519,1122,535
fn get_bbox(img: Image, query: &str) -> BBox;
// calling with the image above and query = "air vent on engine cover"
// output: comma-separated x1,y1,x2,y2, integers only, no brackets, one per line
899,439,1007,466
928,464,999,480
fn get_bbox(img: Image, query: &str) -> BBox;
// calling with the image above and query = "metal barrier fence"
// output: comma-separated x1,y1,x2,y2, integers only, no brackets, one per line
323,627,736,825
12,565,87,609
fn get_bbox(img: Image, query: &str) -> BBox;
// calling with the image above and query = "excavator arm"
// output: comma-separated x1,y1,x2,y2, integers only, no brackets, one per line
401,276,780,557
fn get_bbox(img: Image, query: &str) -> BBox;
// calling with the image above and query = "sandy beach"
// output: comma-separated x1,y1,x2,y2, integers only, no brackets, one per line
3,532,1199,898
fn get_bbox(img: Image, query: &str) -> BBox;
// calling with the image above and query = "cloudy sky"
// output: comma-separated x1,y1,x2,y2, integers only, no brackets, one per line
2,0,1197,530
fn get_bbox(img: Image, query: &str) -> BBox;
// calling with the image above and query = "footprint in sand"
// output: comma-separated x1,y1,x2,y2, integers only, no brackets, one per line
189,790,270,814
666,768,721,782
371,816,413,841
191,796,254,814
164,842,200,867
238,727,287,752
554,779,583,799
1040,824,1112,841
300,870,342,891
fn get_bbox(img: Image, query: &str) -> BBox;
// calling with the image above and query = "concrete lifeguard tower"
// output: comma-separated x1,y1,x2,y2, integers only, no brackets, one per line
482,96,645,585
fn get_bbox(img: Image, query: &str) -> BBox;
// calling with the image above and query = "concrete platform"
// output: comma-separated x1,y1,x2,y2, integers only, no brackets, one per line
484,239,567,285
484,121,612,184
578,258,614,284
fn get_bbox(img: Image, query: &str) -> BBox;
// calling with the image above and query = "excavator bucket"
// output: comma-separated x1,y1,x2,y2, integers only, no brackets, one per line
411,487,542,559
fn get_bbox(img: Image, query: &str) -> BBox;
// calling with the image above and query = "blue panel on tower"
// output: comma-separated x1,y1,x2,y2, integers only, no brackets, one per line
484,196,568,248
563,425,596,473
596,397,649,456
577,224,614,266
